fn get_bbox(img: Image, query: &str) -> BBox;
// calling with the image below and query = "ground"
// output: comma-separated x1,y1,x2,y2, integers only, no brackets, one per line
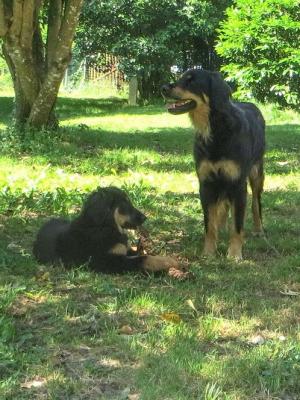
0,91,300,400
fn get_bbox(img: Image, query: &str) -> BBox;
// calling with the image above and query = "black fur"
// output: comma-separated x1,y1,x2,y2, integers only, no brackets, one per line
162,69,265,259
33,187,150,273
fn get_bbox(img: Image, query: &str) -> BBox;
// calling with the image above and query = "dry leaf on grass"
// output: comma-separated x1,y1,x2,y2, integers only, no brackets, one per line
186,299,198,314
160,312,182,323
36,272,50,282
248,335,265,345
21,377,47,389
280,289,300,296
119,325,134,335
7,242,22,252
128,394,140,400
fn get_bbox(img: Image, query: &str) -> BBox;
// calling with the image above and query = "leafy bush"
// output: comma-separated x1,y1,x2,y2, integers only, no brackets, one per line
216,0,300,108
77,0,231,101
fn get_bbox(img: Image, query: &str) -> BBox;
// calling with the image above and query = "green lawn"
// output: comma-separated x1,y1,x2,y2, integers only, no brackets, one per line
0,93,300,400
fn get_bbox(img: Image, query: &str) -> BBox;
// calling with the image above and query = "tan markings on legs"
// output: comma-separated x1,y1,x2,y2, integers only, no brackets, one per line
217,200,230,230
227,205,244,260
109,243,127,255
227,231,244,260
143,255,179,272
218,160,241,180
203,200,230,256
197,160,213,181
203,203,219,256
114,208,130,233
198,160,241,182
249,163,264,235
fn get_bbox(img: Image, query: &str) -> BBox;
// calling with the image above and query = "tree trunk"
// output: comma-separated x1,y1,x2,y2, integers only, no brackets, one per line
0,0,84,130
128,76,138,106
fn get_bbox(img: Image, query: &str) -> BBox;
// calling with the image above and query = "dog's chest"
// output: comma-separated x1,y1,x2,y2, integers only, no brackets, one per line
189,104,211,142
194,137,241,182
196,159,240,182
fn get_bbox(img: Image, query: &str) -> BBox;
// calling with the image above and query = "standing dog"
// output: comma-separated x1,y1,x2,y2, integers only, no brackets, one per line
33,187,179,273
162,69,265,260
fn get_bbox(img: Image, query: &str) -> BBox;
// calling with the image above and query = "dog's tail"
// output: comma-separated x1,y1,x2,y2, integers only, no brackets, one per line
33,218,69,264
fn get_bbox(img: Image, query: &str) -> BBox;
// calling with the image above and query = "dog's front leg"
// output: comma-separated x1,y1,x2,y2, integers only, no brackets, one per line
143,255,180,272
200,184,218,256
228,183,247,260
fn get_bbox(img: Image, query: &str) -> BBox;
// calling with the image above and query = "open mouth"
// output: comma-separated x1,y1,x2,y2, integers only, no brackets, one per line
122,220,143,230
166,99,197,114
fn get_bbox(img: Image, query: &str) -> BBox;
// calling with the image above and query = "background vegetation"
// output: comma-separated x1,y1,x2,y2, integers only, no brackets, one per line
0,0,300,399
217,0,300,108
76,0,231,101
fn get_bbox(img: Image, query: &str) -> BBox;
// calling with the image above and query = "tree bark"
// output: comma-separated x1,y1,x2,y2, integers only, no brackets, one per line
0,0,84,129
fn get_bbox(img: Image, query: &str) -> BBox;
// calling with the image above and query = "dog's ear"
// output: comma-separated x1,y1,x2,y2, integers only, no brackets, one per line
209,72,231,111
81,190,113,226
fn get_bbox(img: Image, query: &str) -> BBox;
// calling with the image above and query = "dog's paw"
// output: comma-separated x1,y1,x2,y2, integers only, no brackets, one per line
168,267,194,280
227,248,243,261
143,255,179,272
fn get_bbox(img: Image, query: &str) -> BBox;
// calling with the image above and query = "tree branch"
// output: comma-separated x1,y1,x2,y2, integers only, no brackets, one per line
46,0,62,68
33,24,46,81
10,0,23,40
0,0,8,37
56,0,84,60
28,0,84,127
21,0,35,49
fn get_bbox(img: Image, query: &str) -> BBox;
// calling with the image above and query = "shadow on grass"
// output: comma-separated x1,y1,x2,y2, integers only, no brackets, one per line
1,187,299,398
1,96,299,177
265,124,300,175
0,96,166,126
0,127,194,174
1,228,300,398
57,96,166,119
0,126,298,176
1,95,300,398
1,186,299,252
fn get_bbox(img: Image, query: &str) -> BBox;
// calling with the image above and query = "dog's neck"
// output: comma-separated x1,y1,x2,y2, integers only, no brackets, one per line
189,103,211,142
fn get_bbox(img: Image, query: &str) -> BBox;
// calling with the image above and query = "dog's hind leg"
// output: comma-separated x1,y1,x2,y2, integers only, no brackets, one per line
228,183,247,260
249,160,264,236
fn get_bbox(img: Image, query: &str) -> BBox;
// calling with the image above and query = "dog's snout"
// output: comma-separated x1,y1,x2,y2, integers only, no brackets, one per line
138,212,147,224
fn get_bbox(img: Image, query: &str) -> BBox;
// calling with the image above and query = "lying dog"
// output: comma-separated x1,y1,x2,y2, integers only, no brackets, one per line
162,69,265,260
33,187,179,273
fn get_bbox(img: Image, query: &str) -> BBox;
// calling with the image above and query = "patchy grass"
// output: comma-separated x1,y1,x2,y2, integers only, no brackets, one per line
0,93,300,400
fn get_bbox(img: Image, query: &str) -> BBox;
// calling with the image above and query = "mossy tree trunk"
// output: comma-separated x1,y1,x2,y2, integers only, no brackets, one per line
0,0,83,129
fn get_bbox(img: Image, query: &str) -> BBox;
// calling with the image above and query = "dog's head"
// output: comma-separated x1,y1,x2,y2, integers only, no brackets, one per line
161,69,231,114
82,187,146,230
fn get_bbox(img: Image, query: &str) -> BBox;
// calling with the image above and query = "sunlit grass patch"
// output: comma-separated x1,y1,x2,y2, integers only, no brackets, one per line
0,94,299,399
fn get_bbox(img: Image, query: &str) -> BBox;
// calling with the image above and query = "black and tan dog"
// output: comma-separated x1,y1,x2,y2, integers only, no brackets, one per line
33,187,179,273
161,69,265,260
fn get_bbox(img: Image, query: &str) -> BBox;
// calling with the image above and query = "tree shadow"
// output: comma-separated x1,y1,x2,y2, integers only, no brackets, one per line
265,124,300,176
57,96,166,118
1,184,299,398
1,96,299,177
0,96,166,126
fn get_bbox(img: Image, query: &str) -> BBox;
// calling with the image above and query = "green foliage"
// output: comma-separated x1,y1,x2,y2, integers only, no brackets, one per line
76,0,231,101
217,0,300,108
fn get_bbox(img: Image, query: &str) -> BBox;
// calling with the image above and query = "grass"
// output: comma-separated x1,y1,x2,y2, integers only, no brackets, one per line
0,89,300,400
